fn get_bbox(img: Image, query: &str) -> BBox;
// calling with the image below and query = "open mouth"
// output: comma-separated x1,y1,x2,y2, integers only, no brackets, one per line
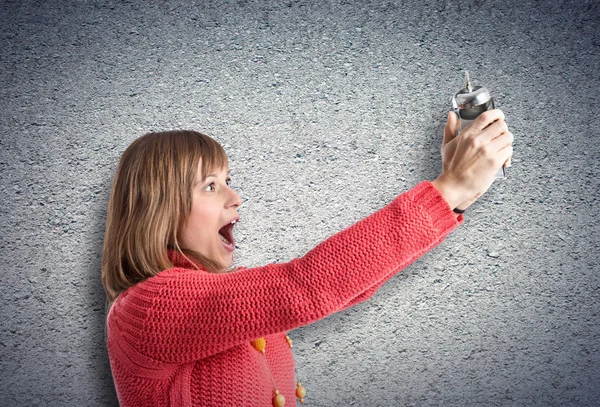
218,219,237,248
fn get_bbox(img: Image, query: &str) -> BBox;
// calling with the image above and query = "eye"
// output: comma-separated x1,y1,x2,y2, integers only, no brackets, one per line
226,177,232,186
204,182,216,192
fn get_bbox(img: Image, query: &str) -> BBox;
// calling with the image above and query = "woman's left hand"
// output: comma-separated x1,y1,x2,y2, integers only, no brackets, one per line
441,111,512,173
439,111,512,211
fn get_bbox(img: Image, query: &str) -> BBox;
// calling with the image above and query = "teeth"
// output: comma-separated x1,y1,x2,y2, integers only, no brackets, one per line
219,232,232,246
231,220,237,224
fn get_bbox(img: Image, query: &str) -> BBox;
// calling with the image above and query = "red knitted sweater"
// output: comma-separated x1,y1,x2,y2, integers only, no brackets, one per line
106,181,463,406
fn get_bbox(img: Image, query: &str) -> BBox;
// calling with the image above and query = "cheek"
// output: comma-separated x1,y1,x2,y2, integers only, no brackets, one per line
182,204,217,244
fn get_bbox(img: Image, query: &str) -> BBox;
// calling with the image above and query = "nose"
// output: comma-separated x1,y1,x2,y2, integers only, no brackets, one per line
227,186,243,209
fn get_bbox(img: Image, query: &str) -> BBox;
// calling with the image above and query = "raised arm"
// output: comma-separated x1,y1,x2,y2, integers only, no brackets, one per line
108,181,463,364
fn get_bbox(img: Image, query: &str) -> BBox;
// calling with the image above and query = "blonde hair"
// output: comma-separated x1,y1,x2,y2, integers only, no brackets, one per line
101,130,228,304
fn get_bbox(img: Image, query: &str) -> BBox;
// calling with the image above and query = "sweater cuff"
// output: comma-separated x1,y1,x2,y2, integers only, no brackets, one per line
408,181,465,229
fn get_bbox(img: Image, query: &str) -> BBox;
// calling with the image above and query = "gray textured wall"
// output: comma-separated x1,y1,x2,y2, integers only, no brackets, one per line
1,0,598,406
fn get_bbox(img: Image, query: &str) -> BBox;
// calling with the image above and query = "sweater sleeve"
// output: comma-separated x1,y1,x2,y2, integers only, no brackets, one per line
109,181,463,364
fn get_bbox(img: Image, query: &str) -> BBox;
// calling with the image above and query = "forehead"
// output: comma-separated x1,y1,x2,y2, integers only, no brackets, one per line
195,158,229,180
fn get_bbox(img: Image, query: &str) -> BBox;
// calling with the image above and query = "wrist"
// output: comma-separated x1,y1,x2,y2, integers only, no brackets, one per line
431,175,469,211
455,201,469,211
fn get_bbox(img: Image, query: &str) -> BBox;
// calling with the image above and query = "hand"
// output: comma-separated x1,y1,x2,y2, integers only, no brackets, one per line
441,111,512,174
434,109,514,211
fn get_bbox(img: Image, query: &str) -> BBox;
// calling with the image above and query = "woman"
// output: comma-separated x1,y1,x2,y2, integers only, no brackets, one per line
102,110,513,406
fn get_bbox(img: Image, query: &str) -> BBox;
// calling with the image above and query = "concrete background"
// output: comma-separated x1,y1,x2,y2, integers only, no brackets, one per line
1,0,598,405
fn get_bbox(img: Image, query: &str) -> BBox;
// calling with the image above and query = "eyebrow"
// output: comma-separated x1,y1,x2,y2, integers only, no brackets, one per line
196,170,230,186
205,170,231,179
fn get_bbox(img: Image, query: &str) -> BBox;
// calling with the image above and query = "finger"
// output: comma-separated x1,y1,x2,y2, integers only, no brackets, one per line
472,109,505,131
505,133,514,167
494,139,513,167
443,111,459,146
501,144,513,168
489,130,513,153
483,119,509,142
